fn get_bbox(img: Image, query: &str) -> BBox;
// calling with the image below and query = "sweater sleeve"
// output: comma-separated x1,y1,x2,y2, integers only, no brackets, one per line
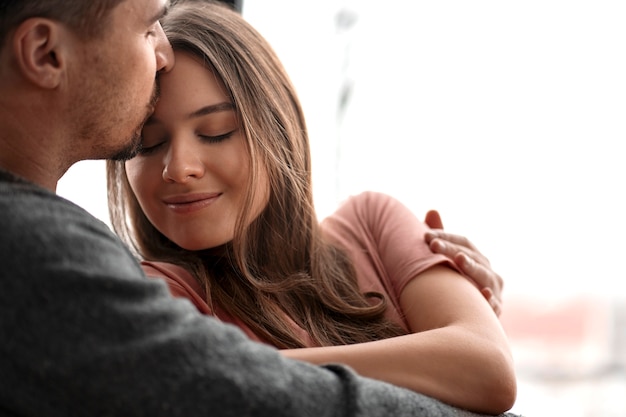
142,261,213,315
0,181,519,417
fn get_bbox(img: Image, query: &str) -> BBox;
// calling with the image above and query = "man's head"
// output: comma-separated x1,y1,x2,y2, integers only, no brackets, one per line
0,1,125,51
0,0,174,189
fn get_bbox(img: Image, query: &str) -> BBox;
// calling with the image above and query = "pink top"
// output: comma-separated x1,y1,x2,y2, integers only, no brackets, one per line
142,191,458,345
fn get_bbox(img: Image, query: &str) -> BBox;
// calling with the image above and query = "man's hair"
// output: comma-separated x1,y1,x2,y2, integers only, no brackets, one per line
0,0,125,48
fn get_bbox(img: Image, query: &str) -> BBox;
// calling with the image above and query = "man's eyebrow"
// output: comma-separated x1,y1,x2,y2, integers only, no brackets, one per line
188,102,235,119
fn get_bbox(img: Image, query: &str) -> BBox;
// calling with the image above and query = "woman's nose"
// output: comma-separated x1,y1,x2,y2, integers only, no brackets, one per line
162,141,205,183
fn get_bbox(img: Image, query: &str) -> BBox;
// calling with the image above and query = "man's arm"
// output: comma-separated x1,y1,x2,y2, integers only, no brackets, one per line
0,186,517,417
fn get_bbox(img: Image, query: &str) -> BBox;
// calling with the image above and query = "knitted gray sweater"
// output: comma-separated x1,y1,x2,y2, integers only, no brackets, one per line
0,170,520,417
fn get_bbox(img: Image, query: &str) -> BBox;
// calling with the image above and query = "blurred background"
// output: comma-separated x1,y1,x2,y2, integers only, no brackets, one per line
58,1,626,415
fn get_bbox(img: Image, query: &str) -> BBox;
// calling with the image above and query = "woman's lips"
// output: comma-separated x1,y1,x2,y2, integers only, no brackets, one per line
162,193,221,214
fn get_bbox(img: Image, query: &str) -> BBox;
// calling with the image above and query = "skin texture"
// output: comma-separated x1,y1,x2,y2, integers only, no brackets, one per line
0,0,174,190
124,49,516,414
65,0,174,162
126,52,269,250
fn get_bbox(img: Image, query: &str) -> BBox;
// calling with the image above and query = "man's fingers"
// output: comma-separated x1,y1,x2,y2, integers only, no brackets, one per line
456,253,501,296
430,241,492,289
456,252,484,284
427,238,459,261
428,238,489,267
427,230,477,251
481,287,502,317
423,215,504,317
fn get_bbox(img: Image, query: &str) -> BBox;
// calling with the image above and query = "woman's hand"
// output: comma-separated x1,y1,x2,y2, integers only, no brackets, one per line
424,210,503,316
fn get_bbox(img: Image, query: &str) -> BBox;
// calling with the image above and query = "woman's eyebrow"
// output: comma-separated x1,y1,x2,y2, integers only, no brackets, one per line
142,102,235,127
188,102,235,119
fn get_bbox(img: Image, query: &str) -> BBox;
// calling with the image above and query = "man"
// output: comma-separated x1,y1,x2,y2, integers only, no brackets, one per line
0,1,517,416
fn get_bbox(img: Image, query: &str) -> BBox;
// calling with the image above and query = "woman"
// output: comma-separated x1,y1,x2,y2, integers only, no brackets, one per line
107,0,516,414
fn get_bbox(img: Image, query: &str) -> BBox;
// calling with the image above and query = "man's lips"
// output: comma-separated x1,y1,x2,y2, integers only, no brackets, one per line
162,193,221,214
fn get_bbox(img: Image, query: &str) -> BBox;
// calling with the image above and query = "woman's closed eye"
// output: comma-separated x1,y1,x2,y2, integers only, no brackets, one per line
198,130,236,144
137,139,165,156
136,129,236,156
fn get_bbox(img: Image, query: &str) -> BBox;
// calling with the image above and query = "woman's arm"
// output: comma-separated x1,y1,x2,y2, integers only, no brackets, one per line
281,264,517,415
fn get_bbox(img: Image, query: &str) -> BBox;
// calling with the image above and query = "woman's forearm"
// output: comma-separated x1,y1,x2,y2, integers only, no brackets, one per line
281,265,517,414
281,324,516,415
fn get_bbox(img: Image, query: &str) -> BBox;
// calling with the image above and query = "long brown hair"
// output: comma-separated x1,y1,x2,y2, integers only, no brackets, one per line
107,0,406,348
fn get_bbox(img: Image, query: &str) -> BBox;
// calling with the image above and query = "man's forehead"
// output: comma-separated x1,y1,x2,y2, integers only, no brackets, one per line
110,0,169,22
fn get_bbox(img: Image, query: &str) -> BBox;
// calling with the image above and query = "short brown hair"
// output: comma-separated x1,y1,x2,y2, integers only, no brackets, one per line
0,0,125,48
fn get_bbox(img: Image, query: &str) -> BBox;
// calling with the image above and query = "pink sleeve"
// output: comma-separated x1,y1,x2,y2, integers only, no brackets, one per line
322,192,459,306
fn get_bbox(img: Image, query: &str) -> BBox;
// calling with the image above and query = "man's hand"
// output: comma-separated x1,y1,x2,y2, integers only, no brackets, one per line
424,210,503,316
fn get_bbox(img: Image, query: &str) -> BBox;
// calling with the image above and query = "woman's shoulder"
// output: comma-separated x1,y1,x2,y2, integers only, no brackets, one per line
343,191,397,206
142,261,192,280
141,261,211,314
327,191,409,225
321,191,418,252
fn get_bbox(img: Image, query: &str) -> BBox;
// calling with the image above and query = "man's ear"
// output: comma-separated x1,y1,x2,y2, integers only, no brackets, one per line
12,18,67,89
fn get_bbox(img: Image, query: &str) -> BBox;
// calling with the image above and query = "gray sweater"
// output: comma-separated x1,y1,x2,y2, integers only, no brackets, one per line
0,170,520,417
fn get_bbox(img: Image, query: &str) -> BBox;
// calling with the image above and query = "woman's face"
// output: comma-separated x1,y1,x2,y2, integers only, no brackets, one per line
125,51,269,251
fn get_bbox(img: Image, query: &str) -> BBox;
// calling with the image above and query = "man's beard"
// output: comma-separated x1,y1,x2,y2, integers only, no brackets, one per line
110,82,160,161
109,129,143,161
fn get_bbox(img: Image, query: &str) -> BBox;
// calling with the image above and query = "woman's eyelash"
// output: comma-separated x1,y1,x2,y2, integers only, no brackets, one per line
137,141,163,156
199,131,235,143
136,130,235,156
